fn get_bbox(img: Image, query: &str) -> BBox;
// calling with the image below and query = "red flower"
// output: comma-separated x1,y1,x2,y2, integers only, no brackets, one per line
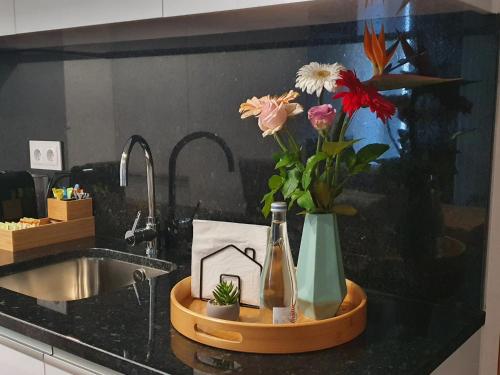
334,70,395,123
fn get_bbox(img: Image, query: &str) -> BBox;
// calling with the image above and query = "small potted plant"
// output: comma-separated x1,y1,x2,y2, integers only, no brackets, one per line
206,281,240,321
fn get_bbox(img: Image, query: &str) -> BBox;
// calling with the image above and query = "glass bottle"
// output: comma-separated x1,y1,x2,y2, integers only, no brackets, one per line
259,202,297,324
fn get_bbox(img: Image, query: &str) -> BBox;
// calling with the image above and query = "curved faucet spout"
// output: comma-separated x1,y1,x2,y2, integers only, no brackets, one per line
120,135,156,217
168,131,235,218
120,135,157,257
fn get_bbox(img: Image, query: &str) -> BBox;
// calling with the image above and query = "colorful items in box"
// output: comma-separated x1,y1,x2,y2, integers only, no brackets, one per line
52,184,89,201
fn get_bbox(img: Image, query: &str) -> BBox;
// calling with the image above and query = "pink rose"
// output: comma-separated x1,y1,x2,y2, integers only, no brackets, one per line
308,104,336,131
258,100,288,137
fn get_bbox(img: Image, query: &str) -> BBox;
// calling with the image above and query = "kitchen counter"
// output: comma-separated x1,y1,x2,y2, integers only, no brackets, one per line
0,238,485,375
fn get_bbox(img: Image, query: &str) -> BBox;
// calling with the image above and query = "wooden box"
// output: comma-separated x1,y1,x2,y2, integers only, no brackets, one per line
0,216,95,252
47,198,93,221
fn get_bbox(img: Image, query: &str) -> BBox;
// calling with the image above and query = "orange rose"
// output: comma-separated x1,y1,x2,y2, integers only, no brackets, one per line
258,100,288,137
239,91,303,137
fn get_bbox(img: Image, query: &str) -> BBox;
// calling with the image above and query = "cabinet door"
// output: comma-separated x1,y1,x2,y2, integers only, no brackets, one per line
0,336,44,375
163,0,311,17
44,360,94,375
432,331,480,375
15,0,163,34
45,350,122,375
44,362,75,375
0,0,15,36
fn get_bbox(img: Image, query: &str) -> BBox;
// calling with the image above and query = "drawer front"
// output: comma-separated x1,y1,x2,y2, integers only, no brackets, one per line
44,359,95,375
0,336,44,375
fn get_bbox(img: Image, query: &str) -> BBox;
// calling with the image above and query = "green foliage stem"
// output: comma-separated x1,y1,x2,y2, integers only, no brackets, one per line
261,108,389,217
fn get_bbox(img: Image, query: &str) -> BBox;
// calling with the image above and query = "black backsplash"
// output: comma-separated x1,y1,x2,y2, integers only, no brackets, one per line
0,11,498,309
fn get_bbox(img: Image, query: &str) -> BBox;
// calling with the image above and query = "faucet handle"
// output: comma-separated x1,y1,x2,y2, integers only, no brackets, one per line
125,211,142,245
131,210,142,232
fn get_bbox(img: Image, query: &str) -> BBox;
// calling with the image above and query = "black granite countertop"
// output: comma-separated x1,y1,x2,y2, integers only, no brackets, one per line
0,238,485,375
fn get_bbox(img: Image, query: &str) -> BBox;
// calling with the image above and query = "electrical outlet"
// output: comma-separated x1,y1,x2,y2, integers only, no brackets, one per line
29,140,63,171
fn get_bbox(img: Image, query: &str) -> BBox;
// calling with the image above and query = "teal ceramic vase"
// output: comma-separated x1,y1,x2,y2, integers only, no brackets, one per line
296,213,347,320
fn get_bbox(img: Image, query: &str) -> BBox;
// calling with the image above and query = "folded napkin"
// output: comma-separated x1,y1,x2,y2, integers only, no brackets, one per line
191,220,268,307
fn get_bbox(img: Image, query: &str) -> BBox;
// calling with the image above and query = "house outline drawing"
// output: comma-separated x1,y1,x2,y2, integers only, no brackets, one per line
199,244,263,307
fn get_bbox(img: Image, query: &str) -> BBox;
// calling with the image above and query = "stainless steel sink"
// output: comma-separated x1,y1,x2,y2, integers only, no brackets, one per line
0,257,167,301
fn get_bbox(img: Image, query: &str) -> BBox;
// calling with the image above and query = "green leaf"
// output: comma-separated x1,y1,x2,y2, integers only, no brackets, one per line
342,147,357,170
351,164,371,175
275,152,294,169
261,191,275,218
288,190,304,209
312,181,330,209
318,170,328,183
346,143,388,176
268,175,284,191
322,140,359,157
302,152,327,190
297,191,316,212
365,74,462,91
295,158,305,173
213,281,239,305
272,152,283,163
229,288,239,303
332,204,358,216
282,168,301,199
356,143,389,164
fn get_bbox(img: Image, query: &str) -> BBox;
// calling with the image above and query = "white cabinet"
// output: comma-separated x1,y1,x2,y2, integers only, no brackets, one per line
0,335,45,375
0,326,119,375
431,331,481,374
163,0,312,17
46,348,122,375
0,0,15,36
14,0,163,34
44,356,96,375
44,363,67,375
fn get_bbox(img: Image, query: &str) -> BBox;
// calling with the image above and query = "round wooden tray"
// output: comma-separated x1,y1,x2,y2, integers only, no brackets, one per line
170,276,367,353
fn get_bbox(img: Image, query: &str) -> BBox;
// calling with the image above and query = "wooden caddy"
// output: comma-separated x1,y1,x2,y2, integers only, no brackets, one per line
170,276,367,353
47,198,93,221
0,199,95,252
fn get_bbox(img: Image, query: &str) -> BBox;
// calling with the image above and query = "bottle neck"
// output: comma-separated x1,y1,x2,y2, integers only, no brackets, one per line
270,210,287,243
271,210,286,224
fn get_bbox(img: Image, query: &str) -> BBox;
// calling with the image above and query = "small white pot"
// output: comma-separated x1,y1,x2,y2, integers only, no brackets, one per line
206,300,240,321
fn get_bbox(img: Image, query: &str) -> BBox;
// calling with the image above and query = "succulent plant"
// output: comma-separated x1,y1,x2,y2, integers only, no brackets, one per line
211,281,239,306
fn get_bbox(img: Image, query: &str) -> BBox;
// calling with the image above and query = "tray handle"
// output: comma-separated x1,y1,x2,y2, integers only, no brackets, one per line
194,324,243,344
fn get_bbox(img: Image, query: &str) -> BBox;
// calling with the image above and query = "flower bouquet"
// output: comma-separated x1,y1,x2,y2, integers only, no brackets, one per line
239,24,458,319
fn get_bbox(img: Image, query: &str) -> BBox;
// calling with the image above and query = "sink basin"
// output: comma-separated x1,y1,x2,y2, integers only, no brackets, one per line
0,256,167,301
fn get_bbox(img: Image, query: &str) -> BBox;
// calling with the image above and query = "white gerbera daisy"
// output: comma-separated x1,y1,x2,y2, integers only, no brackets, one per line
295,62,346,97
